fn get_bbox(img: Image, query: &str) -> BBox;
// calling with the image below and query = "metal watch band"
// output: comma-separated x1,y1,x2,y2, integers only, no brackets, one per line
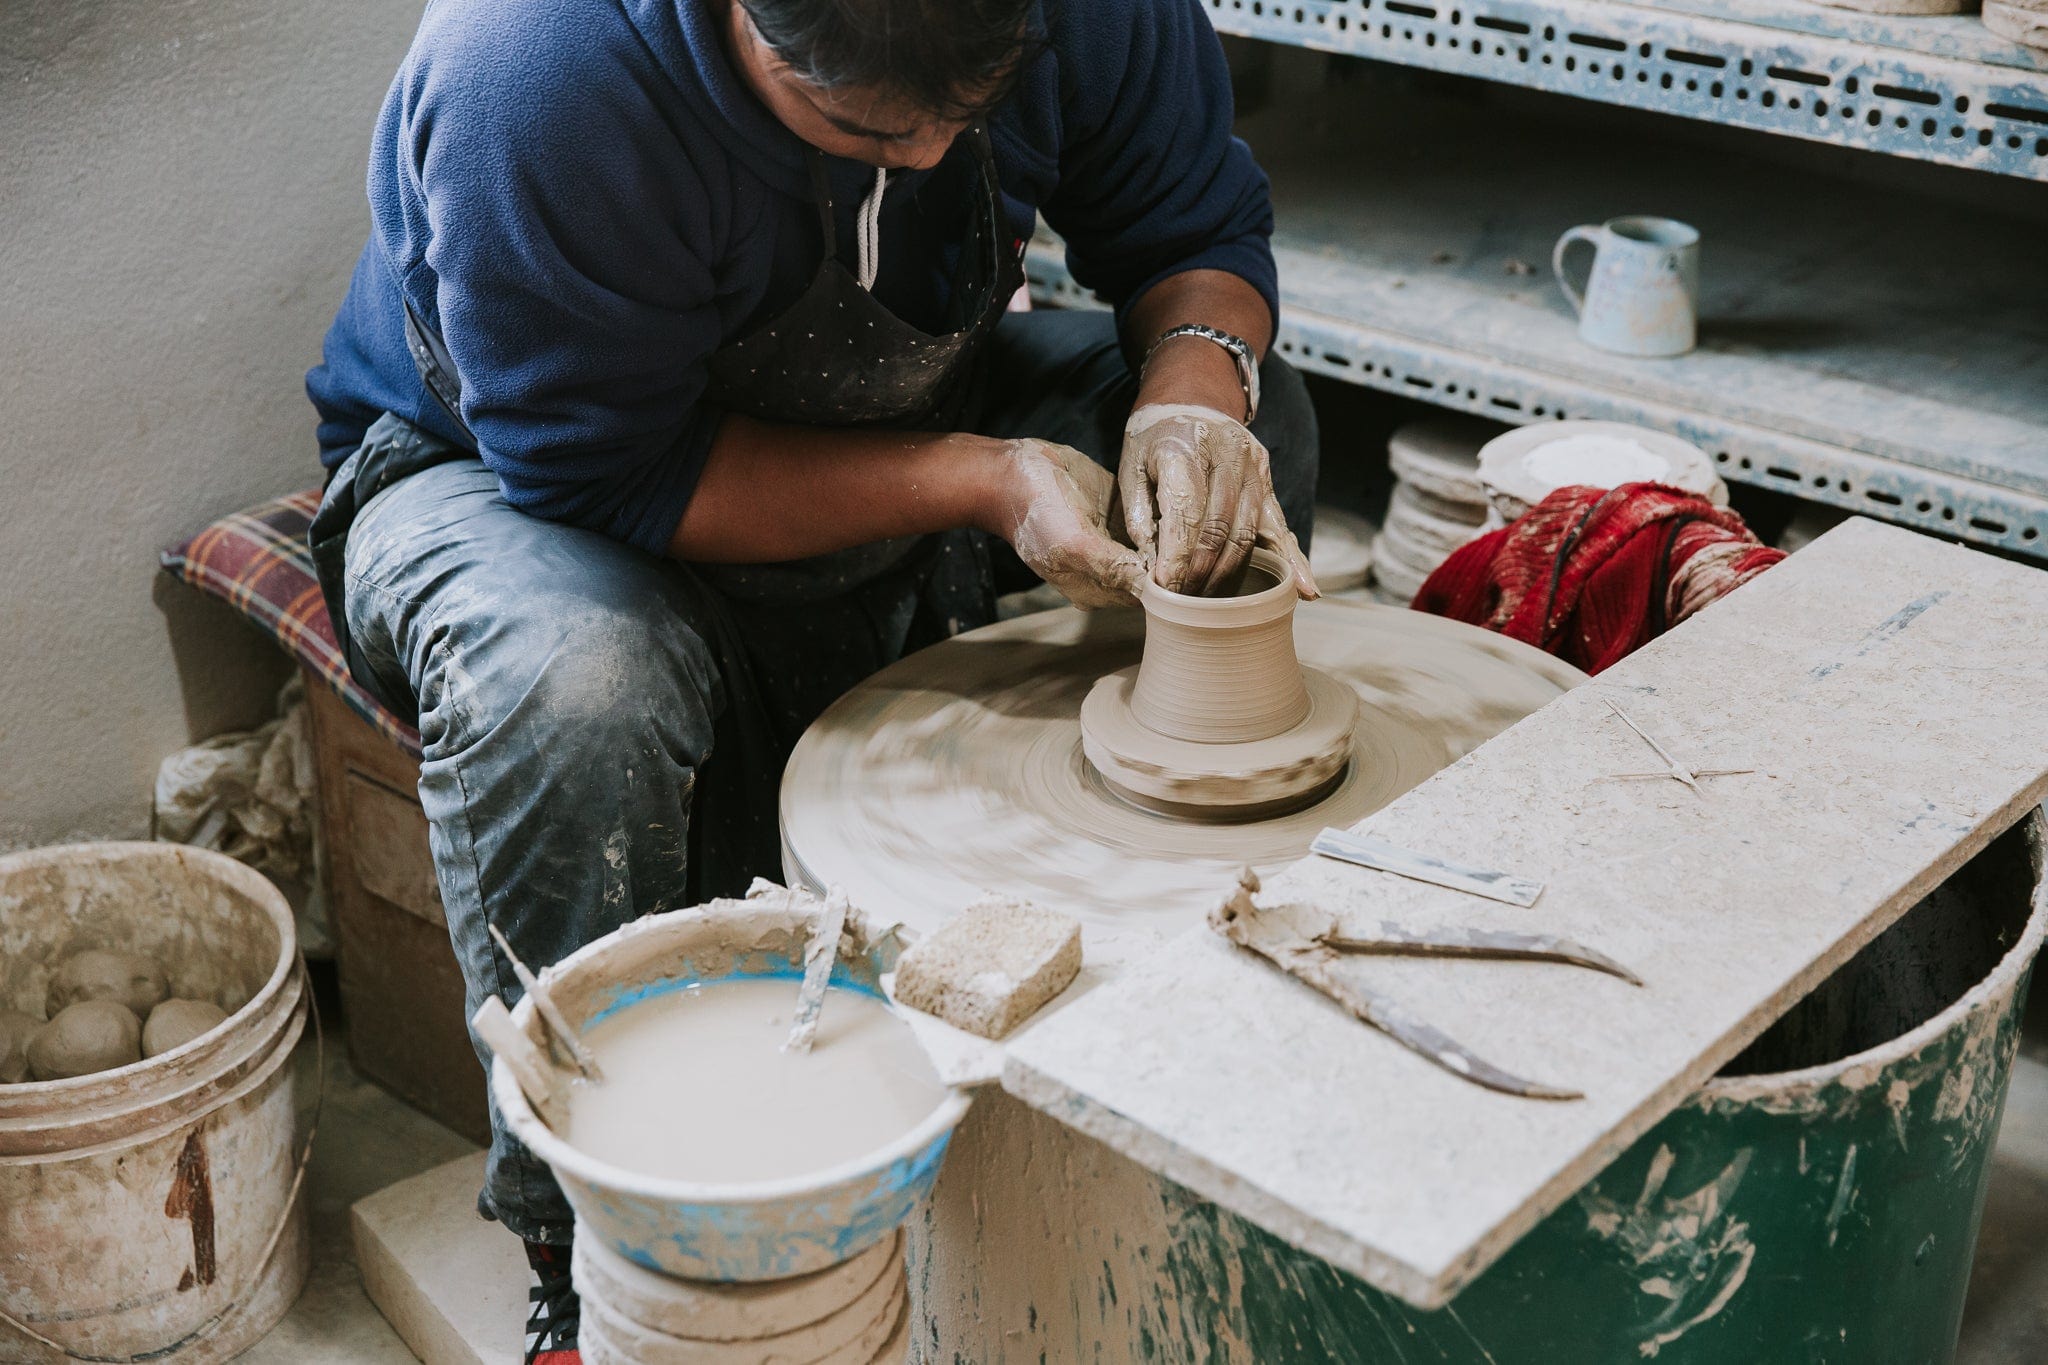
1145,323,1260,424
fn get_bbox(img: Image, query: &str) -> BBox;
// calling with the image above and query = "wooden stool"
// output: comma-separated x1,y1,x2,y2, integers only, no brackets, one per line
305,671,488,1143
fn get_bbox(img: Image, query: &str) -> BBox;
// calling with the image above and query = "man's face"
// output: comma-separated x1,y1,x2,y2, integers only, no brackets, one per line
725,4,978,171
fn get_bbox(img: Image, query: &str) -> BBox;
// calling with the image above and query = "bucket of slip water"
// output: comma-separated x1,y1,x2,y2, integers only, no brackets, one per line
490,892,972,1285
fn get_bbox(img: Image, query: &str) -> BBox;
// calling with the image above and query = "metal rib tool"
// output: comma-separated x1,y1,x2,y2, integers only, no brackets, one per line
1311,828,1544,907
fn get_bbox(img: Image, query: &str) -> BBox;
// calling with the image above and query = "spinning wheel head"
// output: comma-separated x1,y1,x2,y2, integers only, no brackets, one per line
779,597,1582,953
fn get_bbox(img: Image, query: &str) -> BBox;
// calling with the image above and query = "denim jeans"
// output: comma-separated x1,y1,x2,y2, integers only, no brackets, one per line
330,308,1319,1242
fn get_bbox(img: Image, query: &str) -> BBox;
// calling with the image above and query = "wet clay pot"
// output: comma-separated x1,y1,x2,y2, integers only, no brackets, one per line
1080,547,1358,818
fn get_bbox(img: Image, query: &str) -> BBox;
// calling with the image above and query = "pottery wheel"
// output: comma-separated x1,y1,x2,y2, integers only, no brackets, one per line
780,600,1584,955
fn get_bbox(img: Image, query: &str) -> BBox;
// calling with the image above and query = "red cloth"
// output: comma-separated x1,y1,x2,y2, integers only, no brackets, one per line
1413,483,1784,675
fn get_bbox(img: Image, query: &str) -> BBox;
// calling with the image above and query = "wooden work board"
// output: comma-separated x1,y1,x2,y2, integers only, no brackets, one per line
1000,518,2048,1309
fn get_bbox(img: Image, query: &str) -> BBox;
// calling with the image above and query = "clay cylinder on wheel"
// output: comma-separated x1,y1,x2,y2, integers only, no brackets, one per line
1128,548,1311,744
1082,547,1358,817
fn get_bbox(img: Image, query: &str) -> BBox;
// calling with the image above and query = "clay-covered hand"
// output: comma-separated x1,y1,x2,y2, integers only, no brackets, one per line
1118,404,1317,598
993,440,1148,610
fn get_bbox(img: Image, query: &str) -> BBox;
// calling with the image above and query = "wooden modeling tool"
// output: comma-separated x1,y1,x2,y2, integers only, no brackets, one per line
1209,868,1640,1099
1602,695,1699,790
472,995,568,1129
785,885,851,1054
487,922,601,1081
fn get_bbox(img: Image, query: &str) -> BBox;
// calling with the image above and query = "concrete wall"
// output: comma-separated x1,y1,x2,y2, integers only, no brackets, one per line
0,0,421,848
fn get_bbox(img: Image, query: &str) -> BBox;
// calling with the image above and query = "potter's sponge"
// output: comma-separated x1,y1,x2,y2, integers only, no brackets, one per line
893,898,1082,1040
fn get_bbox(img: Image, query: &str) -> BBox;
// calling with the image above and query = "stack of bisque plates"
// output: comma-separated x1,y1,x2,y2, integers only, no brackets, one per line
1476,420,1728,524
1372,414,1508,605
1983,0,2048,51
573,1226,910,1364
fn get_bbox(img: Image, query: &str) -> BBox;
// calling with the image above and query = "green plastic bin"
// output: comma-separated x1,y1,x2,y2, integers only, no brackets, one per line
1158,813,2045,1364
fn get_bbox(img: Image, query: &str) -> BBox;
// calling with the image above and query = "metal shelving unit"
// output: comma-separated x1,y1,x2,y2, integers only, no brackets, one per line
1028,84,2048,559
1206,0,2048,179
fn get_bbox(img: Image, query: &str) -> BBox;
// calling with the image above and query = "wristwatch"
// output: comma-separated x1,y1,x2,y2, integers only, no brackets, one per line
1145,324,1260,424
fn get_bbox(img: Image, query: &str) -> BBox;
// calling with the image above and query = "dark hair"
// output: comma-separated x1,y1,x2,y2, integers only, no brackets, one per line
739,0,1040,120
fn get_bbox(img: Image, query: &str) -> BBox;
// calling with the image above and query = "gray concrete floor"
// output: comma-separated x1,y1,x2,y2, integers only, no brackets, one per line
256,1003,2048,1363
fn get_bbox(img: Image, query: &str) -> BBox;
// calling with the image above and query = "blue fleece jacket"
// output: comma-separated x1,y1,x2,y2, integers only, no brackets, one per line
306,0,1277,555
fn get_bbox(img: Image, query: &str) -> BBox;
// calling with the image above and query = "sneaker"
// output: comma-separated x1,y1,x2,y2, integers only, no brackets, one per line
523,1239,580,1364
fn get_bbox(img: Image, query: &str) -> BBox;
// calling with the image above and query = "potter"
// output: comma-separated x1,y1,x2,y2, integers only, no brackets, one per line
303,0,1317,1345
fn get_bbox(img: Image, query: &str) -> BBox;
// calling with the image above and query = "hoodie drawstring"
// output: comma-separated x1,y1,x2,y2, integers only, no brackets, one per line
855,166,887,292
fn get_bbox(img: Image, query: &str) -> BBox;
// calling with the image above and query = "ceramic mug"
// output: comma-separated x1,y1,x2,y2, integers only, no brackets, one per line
1552,216,1699,358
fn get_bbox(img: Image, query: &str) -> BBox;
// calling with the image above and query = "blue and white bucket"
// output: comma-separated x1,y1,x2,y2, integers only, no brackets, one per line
491,893,972,1283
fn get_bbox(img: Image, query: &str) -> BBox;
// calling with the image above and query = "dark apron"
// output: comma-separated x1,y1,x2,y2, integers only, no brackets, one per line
310,127,1025,897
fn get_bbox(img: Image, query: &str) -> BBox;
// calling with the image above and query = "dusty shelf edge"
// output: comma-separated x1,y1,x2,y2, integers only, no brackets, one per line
1209,0,2048,181
1025,247,2048,563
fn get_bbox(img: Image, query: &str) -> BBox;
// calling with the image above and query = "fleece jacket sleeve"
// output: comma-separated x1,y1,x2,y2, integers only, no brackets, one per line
1040,0,1279,336
404,10,729,555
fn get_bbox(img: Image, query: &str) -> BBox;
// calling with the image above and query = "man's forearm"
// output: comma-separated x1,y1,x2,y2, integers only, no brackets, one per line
667,415,1010,562
1125,269,1275,421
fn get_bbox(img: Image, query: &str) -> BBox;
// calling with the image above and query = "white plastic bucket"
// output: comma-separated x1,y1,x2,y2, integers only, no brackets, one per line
493,896,972,1282
0,843,309,1363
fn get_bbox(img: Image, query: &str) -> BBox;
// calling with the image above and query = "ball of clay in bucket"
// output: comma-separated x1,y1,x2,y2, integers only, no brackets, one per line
143,999,229,1058
0,1009,42,1084
28,1000,143,1081
46,949,169,1019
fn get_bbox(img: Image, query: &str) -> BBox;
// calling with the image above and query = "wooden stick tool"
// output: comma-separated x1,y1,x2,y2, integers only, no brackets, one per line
785,885,852,1054
472,995,569,1129
487,923,601,1081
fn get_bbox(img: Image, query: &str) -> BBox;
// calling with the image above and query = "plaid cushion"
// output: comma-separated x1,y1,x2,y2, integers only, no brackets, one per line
160,489,422,758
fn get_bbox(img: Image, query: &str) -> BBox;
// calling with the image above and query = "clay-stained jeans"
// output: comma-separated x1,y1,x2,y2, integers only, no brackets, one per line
331,309,1320,1242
